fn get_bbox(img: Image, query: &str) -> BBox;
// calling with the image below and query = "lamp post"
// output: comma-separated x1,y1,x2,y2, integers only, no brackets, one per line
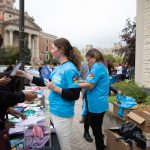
19,0,24,65
19,0,25,89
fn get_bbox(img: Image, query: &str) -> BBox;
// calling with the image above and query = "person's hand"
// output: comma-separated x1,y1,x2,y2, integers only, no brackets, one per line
7,107,27,120
15,112,26,120
16,70,25,77
23,91,37,101
4,119,15,129
46,80,62,94
0,76,11,85
46,80,55,90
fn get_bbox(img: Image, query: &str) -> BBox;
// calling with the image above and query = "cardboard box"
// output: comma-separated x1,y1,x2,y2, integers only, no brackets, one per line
107,129,150,150
113,102,132,120
127,110,150,133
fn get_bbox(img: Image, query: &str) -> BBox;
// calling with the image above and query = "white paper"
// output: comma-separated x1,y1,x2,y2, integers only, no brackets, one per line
11,63,22,76
16,115,45,126
9,126,24,134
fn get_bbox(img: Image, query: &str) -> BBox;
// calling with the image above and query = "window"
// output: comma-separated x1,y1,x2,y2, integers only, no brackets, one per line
47,54,49,60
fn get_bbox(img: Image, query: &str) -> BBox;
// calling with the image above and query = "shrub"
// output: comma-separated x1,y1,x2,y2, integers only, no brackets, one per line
145,96,150,105
136,103,150,112
109,96,116,103
113,81,147,103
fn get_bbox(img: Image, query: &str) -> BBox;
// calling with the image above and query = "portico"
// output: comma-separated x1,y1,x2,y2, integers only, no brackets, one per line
0,0,57,66
3,23,41,65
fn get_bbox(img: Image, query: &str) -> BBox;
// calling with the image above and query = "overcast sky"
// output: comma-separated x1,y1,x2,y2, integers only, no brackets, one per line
14,0,136,49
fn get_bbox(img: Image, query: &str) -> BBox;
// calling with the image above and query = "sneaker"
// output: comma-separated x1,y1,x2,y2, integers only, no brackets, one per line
83,132,93,142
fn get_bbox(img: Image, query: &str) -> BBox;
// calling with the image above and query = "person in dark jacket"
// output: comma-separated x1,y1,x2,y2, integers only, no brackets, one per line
0,90,36,150
0,90,37,130
0,77,37,131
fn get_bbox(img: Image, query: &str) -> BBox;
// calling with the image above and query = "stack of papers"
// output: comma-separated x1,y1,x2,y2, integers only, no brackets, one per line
16,115,45,126
9,126,24,135
9,115,45,135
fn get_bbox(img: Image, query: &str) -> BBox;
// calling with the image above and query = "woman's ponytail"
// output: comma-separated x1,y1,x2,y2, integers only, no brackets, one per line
68,47,81,70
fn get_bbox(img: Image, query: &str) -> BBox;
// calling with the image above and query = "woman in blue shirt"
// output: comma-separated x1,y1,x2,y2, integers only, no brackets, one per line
16,38,81,150
80,48,109,150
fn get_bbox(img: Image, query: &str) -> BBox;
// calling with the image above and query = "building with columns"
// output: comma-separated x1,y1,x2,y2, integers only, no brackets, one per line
135,0,150,88
0,0,57,65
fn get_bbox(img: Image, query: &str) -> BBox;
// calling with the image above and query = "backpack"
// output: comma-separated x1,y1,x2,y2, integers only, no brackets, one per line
118,122,146,150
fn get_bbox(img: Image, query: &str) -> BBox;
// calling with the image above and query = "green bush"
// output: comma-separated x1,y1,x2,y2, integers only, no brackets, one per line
145,96,150,105
109,96,116,103
113,81,147,103
104,54,123,65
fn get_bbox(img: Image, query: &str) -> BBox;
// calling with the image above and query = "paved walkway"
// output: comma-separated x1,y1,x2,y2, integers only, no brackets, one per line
71,96,120,150
71,97,96,150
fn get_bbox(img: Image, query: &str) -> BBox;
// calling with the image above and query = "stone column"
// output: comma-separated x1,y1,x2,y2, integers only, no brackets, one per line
28,33,32,49
9,30,13,46
31,36,35,50
36,36,39,60
4,31,8,46
31,36,35,65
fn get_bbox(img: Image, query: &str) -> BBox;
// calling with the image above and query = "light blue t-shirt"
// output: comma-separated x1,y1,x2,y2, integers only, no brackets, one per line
49,61,79,118
86,63,109,113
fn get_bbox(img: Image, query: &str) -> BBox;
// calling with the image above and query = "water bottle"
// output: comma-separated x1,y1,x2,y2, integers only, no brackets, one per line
44,106,51,148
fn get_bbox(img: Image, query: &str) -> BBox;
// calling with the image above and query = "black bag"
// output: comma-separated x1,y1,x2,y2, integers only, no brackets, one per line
133,131,147,150
118,122,146,150
0,129,11,150
119,122,138,139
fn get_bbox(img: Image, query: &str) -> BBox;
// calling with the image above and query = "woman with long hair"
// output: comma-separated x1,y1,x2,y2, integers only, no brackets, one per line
16,38,81,150
80,48,109,150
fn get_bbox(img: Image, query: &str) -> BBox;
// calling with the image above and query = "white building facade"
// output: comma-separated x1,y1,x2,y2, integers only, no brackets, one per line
135,0,150,88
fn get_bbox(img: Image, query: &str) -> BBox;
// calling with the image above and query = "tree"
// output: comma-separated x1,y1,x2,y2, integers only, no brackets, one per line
104,54,123,66
113,18,136,66
0,46,19,65
0,34,3,48
0,47,7,64
44,52,59,65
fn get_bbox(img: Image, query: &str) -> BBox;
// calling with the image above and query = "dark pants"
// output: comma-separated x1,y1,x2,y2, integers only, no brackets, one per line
109,86,118,95
84,114,90,133
117,74,122,81
122,75,126,81
86,112,105,150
